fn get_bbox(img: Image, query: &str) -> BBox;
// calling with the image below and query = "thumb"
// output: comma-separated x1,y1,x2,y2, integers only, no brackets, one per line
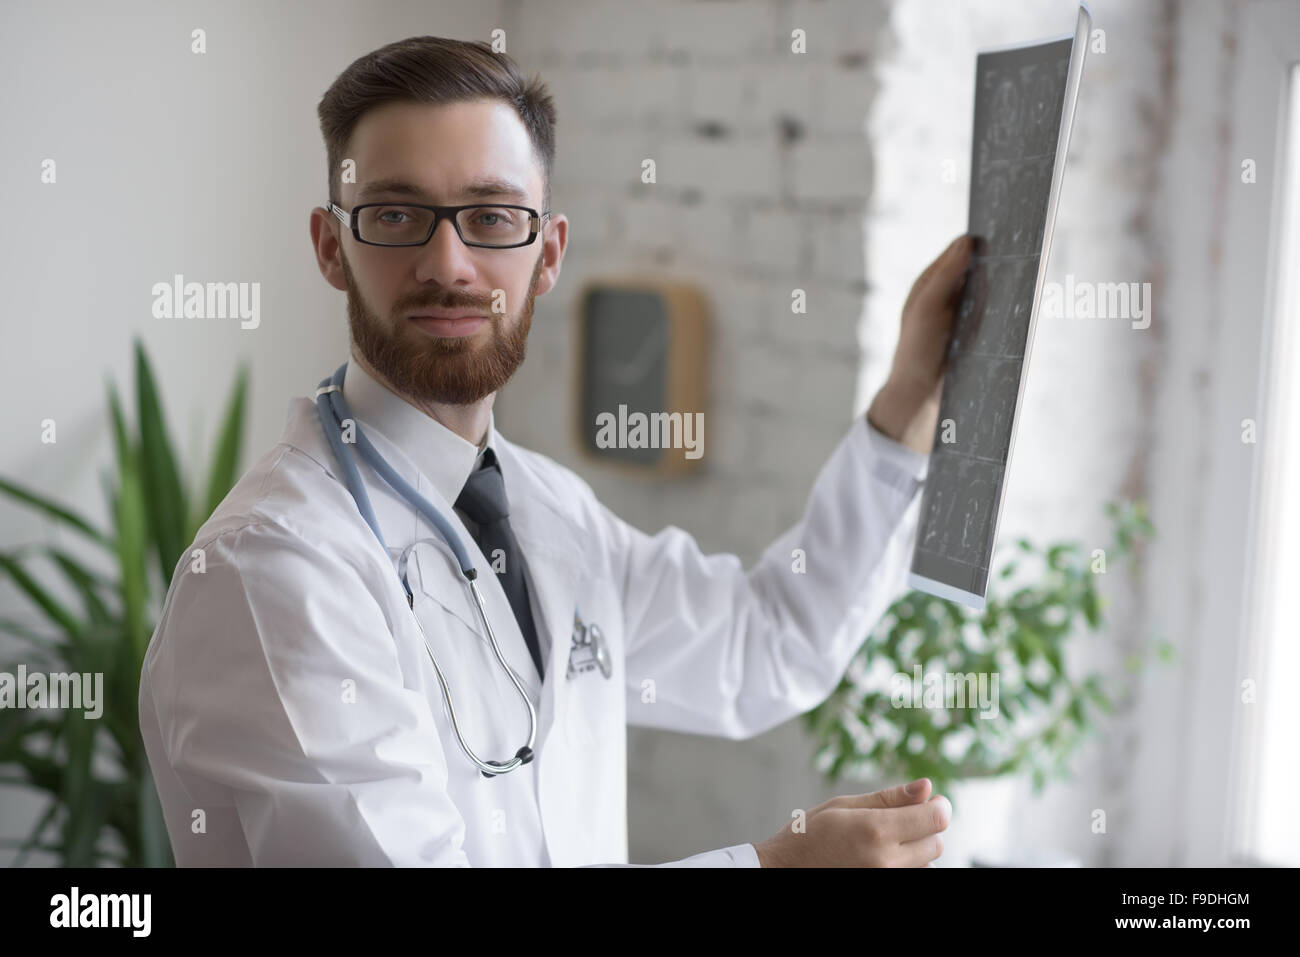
850,778,932,809
920,235,973,309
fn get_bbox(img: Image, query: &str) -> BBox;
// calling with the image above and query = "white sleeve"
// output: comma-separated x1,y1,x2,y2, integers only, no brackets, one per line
150,521,472,866
613,416,928,740
583,843,761,867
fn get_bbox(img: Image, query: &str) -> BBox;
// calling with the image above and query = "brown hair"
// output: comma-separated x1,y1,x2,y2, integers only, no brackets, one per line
317,36,557,211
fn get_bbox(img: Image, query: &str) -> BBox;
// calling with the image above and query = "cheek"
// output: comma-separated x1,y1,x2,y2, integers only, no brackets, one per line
495,273,532,315
352,256,407,314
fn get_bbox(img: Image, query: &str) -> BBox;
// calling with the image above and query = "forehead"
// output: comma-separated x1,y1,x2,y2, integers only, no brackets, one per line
345,99,542,205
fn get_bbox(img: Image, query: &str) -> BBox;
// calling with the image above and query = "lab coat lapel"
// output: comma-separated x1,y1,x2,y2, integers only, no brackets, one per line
493,440,586,725
494,439,601,868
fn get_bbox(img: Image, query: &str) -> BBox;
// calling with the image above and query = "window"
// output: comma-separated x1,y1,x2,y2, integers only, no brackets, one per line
1237,64,1300,868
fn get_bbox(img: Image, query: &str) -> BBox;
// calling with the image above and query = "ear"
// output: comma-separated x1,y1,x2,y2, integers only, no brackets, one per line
532,212,568,298
310,206,349,292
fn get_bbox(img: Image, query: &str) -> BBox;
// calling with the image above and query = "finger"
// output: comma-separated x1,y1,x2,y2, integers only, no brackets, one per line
863,793,951,844
931,233,969,268
914,236,973,310
922,234,972,285
907,236,965,299
898,832,944,867
845,778,932,809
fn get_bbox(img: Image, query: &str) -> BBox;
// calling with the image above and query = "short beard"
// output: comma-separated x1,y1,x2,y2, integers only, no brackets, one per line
342,247,543,406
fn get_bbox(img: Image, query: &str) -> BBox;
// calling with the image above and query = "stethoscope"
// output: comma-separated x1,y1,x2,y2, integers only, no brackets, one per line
314,361,536,779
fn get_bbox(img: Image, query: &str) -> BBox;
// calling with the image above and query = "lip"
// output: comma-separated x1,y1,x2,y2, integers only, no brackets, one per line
409,313,488,338
411,310,485,320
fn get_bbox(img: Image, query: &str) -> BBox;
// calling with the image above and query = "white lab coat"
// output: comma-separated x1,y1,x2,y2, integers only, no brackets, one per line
138,361,928,867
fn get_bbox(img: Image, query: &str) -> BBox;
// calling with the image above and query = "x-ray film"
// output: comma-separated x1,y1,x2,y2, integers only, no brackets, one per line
908,4,1091,611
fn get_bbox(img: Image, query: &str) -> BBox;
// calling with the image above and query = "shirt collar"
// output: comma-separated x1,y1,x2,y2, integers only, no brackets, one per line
341,356,497,506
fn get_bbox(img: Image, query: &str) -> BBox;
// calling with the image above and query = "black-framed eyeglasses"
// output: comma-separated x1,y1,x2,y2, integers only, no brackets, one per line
327,201,551,249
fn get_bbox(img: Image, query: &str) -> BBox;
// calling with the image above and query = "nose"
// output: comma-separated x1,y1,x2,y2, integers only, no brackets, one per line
413,214,478,288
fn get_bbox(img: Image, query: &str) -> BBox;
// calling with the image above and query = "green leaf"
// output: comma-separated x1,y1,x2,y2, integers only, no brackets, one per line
1042,640,1064,676
60,711,101,866
1016,623,1045,659
1081,587,1101,629
1012,629,1033,666
1084,680,1115,715
11,799,61,867
107,379,132,478
114,448,150,666
137,757,173,867
1047,543,1080,570
0,477,113,551
45,547,113,625
0,552,84,636
1026,679,1052,703
200,363,249,528
0,616,69,657
134,338,188,585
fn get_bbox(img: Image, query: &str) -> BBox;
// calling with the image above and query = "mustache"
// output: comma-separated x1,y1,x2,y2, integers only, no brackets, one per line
397,294,494,312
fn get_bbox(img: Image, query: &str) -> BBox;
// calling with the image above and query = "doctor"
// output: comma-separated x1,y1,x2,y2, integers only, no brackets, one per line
139,36,970,867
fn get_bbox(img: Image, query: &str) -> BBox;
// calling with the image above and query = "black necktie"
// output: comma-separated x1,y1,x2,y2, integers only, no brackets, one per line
454,448,545,680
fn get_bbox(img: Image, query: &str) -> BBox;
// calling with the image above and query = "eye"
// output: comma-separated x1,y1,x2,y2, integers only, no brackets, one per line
471,209,515,228
377,209,411,224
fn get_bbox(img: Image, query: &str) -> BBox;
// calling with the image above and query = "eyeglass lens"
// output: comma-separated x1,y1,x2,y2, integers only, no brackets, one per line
356,205,531,246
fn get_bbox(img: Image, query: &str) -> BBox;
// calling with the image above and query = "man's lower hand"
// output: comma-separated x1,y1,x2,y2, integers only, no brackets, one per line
752,778,951,867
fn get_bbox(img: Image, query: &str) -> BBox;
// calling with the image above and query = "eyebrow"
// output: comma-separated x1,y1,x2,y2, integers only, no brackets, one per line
355,177,530,203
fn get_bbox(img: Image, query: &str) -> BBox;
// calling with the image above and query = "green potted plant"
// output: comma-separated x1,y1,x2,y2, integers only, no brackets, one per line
0,338,248,866
802,500,1173,863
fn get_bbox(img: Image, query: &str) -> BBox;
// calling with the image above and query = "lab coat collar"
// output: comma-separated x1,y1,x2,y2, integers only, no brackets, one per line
341,354,498,506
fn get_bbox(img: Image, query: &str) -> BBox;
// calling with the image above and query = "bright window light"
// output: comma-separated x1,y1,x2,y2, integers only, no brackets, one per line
1242,63,1300,867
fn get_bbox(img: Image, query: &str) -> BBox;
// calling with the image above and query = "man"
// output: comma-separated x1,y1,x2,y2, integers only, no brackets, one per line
139,36,970,867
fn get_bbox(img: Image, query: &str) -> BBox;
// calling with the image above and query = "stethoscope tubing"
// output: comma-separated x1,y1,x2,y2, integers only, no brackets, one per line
315,362,537,777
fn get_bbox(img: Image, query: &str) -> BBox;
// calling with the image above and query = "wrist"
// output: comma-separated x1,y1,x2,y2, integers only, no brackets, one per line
867,378,940,455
